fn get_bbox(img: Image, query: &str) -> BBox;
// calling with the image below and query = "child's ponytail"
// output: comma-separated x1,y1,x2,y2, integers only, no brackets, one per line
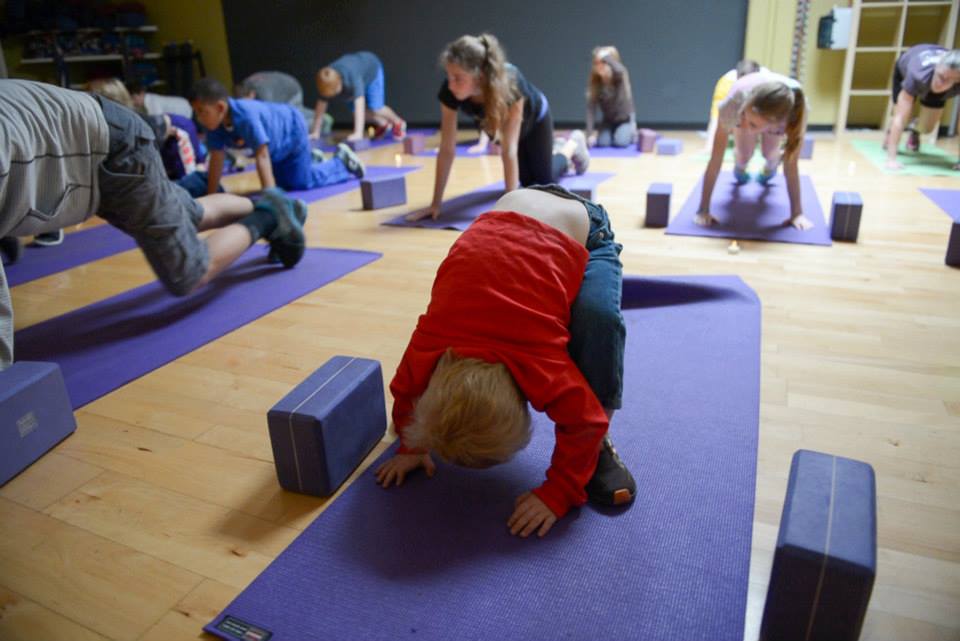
782,87,806,158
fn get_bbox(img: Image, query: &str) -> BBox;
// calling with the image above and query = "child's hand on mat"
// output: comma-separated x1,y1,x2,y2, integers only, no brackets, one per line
406,205,440,222
587,132,597,148
309,131,321,140
508,492,558,538
694,211,718,227
375,453,436,488
885,159,904,171
787,214,814,231
347,132,364,142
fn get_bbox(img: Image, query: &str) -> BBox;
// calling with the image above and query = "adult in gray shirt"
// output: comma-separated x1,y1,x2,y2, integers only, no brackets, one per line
0,80,307,369
884,45,960,170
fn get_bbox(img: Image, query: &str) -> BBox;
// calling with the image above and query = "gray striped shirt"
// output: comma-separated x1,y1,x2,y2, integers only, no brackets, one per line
0,79,109,238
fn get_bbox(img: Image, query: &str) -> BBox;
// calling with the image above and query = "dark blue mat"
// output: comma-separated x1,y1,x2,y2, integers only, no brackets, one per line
205,274,761,641
14,246,381,409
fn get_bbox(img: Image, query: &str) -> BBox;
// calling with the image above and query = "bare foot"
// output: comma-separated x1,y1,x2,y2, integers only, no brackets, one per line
694,212,718,227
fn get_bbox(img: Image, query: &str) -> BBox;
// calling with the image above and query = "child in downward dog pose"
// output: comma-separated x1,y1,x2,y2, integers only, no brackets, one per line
585,45,636,148
408,34,589,222
698,71,812,231
313,51,406,141
377,186,636,538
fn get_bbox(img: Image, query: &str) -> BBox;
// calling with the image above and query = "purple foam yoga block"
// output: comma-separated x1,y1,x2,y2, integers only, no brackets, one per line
267,356,386,497
645,182,672,227
637,128,657,153
761,450,876,641
346,138,371,151
403,135,425,155
947,223,960,267
361,174,407,210
0,362,77,486
800,135,815,159
656,138,683,155
830,191,863,242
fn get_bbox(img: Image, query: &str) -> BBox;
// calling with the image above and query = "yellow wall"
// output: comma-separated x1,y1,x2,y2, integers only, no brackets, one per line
744,0,959,128
141,0,232,88
0,0,231,90
743,0,847,127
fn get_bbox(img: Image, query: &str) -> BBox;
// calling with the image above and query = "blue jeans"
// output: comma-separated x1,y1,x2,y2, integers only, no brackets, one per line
273,146,352,191
529,184,625,410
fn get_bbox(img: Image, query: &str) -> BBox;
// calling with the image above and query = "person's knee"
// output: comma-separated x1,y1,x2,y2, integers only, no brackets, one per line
612,125,634,148
597,129,613,147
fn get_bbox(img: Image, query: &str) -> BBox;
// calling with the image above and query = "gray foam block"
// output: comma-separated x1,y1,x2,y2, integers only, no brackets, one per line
830,191,862,242
361,174,407,210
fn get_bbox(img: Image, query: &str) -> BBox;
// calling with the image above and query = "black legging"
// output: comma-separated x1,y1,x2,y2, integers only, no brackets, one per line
518,111,570,186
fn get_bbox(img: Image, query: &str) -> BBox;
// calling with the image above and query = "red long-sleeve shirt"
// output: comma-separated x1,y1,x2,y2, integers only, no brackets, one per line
389,211,608,518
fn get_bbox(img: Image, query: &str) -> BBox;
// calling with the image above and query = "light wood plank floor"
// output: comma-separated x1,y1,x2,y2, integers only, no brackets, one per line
2,131,958,641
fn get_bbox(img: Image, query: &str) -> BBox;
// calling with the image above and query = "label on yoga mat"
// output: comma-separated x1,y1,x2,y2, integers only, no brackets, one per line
214,615,273,641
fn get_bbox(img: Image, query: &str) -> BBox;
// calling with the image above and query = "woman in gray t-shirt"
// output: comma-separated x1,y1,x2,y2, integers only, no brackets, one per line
884,45,960,170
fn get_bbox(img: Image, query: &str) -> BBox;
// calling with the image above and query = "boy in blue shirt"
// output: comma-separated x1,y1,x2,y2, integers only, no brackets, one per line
313,51,407,141
191,78,365,196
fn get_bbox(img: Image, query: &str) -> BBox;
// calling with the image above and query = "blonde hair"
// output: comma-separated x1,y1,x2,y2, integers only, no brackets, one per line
404,349,531,467
587,45,630,104
316,67,342,99
745,81,807,158
87,77,134,108
441,33,517,136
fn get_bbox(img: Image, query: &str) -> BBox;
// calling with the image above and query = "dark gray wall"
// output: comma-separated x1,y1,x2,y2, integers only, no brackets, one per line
222,0,748,127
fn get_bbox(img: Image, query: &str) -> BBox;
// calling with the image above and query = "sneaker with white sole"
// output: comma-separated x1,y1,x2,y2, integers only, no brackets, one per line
335,142,366,178
32,229,64,247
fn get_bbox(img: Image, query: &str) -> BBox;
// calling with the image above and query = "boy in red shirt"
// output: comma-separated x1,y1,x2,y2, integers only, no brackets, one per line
376,185,635,538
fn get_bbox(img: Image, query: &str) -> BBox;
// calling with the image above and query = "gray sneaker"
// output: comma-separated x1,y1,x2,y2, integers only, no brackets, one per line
568,129,590,175
267,198,308,264
335,142,366,179
258,188,305,269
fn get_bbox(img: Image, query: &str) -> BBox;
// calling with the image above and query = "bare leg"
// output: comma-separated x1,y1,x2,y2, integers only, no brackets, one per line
195,193,254,231
364,108,390,129
372,105,403,125
917,106,943,135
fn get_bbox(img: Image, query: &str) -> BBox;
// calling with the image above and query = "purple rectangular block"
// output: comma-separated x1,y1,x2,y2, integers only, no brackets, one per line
947,223,960,267
830,191,862,242
0,362,77,486
361,174,407,210
206,274,761,641
267,356,386,497
403,135,425,155
638,128,657,153
646,182,672,227
656,138,683,155
346,138,371,152
800,135,814,160
761,450,876,641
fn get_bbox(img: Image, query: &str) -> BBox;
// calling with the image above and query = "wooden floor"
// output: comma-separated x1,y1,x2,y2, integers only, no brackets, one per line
1,130,958,641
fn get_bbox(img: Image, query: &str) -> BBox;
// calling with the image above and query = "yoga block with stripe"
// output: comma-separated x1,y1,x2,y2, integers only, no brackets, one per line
346,138,371,152
361,174,407,210
562,175,600,201
637,128,657,153
830,192,862,242
800,135,815,159
760,450,876,641
267,356,387,497
0,362,77,486
645,183,672,228
656,138,683,155
403,135,425,155
947,223,960,267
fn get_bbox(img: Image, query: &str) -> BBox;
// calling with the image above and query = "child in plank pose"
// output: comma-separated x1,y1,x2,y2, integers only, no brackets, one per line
377,185,636,538
884,46,960,170
585,46,636,148
409,33,589,222
191,78,365,197
0,79,306,369
313,51,406,141
698,71,812,230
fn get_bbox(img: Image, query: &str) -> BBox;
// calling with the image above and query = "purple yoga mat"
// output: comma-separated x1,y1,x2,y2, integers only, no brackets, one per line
382,173,616,231
13,246,380,409
920,188,960,222
415,141,496,157
205,274,760,641
589,145,642,158
667,171,832,246
314,129,437,153
4,225,136,287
